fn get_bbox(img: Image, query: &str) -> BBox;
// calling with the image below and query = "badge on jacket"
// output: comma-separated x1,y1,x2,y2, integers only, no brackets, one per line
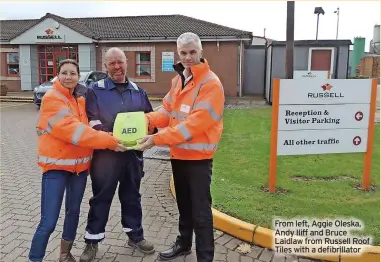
180,104,190,113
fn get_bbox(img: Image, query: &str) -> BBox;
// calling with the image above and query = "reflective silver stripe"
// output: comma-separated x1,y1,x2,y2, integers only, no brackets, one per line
193,101,222,122
175,143,218,151
72,123,86,145
45,108,70,133
164,93,172,105
178,123,192,141
38,156,92,165
89,120,102,127
129,81,139,91
158,107,171,118
123,228,133,233
171,110,188,121
97,79,105,88
85,231,105,240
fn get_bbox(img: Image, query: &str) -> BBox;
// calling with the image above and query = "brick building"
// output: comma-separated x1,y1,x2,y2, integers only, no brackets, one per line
0,13,252,97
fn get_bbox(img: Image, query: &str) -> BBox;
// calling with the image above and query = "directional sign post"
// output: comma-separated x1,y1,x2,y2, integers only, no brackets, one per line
269,78,378,192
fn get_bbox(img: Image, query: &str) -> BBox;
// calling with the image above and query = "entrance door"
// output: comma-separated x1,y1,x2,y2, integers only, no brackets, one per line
38,45,78,84
310,49,332,77
243,47,266,95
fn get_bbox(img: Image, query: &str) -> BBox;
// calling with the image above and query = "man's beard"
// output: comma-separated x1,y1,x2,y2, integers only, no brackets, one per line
110,73,126,83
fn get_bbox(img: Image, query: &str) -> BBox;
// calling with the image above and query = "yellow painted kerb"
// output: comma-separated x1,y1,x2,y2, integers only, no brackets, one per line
169,175,380,262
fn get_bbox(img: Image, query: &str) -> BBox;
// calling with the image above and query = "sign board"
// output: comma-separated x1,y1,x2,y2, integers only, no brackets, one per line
293,70,329,79
36,28,64,43
162,52,174,72
277,128,368,155
279,79,372,105
276,79,372,155
268,78,377,192
278,104,370,130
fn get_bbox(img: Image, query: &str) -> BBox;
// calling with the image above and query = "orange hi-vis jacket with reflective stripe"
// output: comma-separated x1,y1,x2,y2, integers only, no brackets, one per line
146,59,224,160
36,79,119,174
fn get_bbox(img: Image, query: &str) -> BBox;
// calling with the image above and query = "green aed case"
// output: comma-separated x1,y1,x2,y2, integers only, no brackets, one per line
113,111,147,150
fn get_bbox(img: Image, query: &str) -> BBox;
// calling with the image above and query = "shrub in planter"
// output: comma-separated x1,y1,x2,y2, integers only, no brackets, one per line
0,83,8,96
347,75,370,79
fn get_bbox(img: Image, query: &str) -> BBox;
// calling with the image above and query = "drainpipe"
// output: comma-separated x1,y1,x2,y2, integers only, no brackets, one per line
263,39,269,99
238,40,243,97
346,44,350,78
334,45,340,78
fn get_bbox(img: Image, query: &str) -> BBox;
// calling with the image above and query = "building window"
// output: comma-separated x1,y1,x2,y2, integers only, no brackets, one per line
135,52,151,78
7,53,19,76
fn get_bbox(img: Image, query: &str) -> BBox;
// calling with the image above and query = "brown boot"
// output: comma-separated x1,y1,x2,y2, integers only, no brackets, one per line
79,243,98,262
59,239,76,262
128,239,155,254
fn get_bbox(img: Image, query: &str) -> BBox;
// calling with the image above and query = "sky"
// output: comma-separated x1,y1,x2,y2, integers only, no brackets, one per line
0,1,379,51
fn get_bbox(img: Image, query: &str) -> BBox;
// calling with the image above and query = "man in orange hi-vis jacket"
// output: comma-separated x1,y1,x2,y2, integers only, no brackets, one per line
137,32,225,262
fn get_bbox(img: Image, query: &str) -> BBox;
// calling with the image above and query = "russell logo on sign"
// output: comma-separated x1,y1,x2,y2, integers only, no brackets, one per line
37,28,62,40
45,28,54,35
301,72,316,78
321,83,333,91
307,83,344,99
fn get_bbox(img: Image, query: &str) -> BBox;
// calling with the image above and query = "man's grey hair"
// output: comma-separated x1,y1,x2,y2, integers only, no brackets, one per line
177,32,203,51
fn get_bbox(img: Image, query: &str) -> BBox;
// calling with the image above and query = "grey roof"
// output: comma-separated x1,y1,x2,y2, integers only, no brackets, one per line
270,39,353,46
0,13,252,41
0,19,39,41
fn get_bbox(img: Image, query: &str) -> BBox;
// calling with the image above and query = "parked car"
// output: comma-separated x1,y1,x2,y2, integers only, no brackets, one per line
33,71,107,107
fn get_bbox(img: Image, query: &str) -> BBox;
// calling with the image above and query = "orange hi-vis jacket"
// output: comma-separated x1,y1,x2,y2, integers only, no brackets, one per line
146,59,225,160
36,79,119,174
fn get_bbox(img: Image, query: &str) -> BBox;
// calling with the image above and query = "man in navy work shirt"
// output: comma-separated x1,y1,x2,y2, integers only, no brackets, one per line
80,47,155,261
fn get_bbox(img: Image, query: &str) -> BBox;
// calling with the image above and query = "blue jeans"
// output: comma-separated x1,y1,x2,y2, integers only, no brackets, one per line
28,170,88,262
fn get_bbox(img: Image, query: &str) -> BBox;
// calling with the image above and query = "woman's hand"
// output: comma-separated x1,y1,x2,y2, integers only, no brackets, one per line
113,142,128,152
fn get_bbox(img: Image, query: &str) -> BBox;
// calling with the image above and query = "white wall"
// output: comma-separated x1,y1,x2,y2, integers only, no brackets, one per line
19,45,32,90
78,44,96,71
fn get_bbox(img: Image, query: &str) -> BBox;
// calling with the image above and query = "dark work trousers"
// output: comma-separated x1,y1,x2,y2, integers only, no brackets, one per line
171,159,214,262
84,150,144,244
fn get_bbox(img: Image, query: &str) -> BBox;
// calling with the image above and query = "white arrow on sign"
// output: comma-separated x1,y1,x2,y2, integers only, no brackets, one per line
353,136,362,146
354,111,364,121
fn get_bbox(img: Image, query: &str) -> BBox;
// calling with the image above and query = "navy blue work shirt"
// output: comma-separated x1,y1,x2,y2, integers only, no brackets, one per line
86,76,154,133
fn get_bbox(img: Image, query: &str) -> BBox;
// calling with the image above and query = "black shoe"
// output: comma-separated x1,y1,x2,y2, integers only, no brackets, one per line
158,243,191,261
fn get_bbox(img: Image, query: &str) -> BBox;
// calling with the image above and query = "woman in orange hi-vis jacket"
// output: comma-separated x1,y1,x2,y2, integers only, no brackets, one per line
137,32,225,262
28,59,127,262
